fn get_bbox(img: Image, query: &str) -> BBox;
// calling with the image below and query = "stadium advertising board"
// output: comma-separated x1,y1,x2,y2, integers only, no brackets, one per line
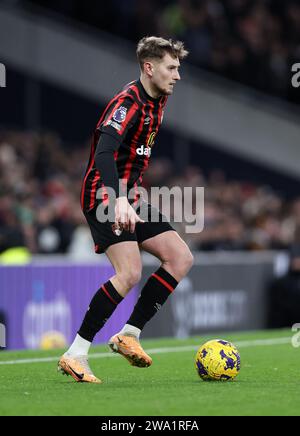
0,264,137,350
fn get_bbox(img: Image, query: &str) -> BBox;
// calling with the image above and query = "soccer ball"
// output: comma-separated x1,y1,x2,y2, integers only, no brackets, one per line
195,339,240,381
39,331,67,350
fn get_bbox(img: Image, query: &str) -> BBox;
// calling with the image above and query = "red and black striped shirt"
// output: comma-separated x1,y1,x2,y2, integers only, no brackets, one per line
81,79,168,212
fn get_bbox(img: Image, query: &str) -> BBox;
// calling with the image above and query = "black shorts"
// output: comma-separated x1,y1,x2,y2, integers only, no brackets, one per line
84,201,175,254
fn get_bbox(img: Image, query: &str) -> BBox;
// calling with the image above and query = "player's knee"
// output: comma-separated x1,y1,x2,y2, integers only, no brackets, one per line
181,249,194,274
169,248,194,278
118,268,142,289
125,269,142,288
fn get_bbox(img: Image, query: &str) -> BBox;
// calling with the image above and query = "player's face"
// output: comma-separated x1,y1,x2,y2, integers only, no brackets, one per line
151,53,181,95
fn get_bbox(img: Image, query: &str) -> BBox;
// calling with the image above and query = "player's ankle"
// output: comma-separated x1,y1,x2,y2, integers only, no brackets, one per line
118,324,141,339
65,334,91,357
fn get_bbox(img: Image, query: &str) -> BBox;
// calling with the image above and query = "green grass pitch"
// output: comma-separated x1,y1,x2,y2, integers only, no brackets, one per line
0,328,299,416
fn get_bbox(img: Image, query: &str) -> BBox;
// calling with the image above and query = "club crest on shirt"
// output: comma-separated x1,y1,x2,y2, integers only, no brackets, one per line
113,106,127,123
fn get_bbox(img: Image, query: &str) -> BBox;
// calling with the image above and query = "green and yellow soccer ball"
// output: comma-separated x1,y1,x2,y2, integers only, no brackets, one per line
195,339,240,381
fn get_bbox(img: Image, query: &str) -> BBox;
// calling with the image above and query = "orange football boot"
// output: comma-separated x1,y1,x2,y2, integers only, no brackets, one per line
108,334,152,368
58,355,102,384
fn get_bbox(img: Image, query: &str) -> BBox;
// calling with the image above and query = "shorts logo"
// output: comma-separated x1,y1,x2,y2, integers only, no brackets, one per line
113,106,127,123
111,223,123,236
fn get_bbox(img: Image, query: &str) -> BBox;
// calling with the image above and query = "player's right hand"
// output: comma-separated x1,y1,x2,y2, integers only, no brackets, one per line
115,197,144,233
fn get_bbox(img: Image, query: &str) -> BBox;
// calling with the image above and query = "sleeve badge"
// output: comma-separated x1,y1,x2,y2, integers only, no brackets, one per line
113,106,127,123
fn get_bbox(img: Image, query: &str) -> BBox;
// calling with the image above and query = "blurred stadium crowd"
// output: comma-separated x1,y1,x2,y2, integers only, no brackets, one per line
21,0,300,103
1,130,300,256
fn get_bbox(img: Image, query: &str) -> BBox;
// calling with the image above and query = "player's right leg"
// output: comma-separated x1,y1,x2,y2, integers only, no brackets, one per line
58,239,142,383
105,242,153,368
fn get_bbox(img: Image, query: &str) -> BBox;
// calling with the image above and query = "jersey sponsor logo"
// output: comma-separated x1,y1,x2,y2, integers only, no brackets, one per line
106,119,122,131
113,106,127,123
144,116,151,125
137,144,151,156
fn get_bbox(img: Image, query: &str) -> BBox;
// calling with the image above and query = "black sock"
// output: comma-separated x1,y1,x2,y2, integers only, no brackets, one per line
127,267,178,330
78,280,123,342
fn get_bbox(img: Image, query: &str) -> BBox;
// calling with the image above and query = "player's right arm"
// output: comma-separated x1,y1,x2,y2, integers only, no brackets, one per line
95,95,144,232
114,196,144,233
95,135,144,233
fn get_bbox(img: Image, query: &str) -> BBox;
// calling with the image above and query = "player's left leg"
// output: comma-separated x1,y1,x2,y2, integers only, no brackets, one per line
140,230,194,282
109,201,193,367
125,230,193,330
115,230,193,351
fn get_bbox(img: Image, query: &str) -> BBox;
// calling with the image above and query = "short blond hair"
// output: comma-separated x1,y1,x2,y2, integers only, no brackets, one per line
137,36,188,69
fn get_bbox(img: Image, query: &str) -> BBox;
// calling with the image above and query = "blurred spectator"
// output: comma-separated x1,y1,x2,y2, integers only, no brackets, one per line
21,0,300,103
0,130,88,255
